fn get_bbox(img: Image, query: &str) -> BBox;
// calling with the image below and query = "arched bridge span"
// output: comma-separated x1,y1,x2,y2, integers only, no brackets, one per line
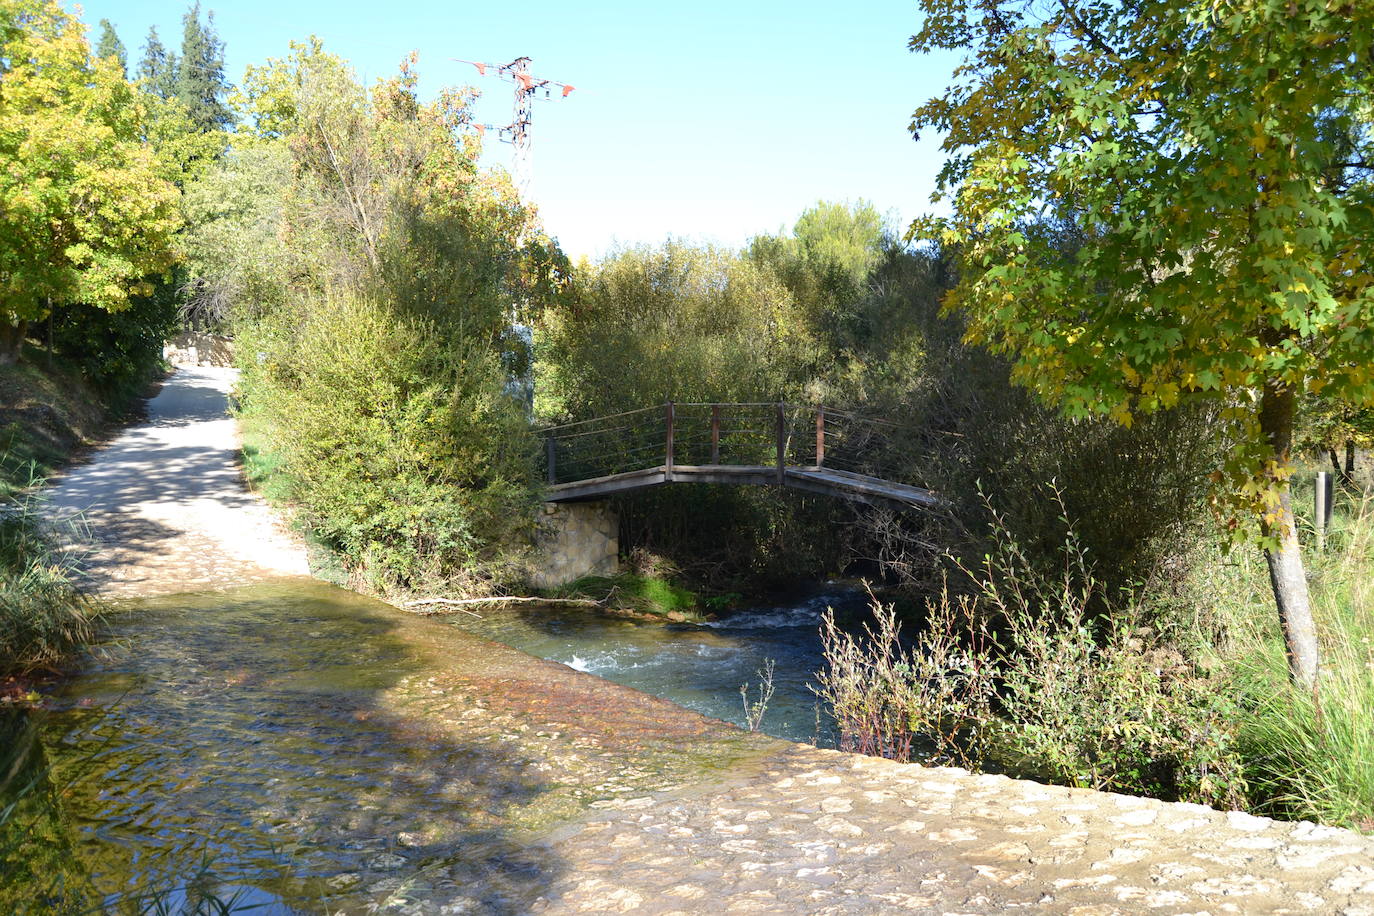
539,402,940,510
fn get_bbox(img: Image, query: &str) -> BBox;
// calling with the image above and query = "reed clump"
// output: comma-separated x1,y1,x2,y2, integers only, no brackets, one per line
815,493,1249,810
0,476,99,680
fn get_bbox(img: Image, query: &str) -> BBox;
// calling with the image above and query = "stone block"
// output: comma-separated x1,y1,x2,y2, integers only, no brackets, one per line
530,501,620,589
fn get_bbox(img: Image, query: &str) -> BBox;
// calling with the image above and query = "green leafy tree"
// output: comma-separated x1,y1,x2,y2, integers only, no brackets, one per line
537,241,806,419
747,200,889,364
137,25,178,101
181,142,294,326
0,0,181,365
910,0,1374,685
176,2,231,133
94,17,125,76
792,200,888,289
229,42,559,591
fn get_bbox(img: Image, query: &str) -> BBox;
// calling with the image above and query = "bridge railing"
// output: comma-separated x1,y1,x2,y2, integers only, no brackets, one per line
538,402,927,489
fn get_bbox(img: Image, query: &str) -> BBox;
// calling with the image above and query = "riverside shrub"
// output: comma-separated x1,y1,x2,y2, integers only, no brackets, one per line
219,46,561,593
240,294,536,593
816,501,1249,810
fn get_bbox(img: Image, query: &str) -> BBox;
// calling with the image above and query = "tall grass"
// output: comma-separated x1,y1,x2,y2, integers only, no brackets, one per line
0,470,100,679
812,584,994,768
1222,495,1374,829
815,493,1248,809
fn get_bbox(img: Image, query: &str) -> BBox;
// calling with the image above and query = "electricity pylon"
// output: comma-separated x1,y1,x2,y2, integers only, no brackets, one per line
455,56,575,200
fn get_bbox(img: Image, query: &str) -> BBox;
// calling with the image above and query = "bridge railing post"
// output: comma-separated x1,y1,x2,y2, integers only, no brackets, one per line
710,404,721,465
775,401,786,485
546,436,557,484
665,401,675,482
815,406,825,468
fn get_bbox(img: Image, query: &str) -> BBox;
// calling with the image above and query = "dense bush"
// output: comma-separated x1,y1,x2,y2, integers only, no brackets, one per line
810,243,1223,603
215,46,560,594
240,294,536,592
47,285,179,397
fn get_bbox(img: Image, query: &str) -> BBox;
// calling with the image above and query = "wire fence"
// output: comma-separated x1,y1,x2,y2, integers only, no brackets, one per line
538,402,927,488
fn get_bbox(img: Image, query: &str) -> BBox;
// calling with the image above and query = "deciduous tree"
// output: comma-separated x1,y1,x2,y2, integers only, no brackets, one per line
910,0,1374,686
0,0,180,364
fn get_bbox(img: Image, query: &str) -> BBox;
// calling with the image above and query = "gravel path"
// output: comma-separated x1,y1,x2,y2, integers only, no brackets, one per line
41,365,308,596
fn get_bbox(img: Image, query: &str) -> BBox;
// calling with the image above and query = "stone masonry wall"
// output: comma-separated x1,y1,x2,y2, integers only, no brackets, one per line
531,501,620,589
163,332,234,368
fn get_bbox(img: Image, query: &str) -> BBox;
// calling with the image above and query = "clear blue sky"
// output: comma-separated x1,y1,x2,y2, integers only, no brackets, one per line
74,0,957,259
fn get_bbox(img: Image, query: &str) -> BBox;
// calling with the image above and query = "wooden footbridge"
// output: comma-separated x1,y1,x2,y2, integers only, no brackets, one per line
539,403,940,509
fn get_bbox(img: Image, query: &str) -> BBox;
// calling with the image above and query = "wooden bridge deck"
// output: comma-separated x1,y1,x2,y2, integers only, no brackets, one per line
546,464,941,509
541,402,941,511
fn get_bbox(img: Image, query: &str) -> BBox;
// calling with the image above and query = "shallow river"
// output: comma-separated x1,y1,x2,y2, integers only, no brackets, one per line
1,580,857,913
445,588,870,747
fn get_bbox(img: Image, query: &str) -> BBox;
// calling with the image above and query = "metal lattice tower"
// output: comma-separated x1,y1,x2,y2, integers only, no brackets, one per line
503,57,535,197
455,56,575,200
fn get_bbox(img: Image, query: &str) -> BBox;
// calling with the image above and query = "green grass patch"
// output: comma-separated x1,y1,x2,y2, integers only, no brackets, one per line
551,573,704,620
237,409,293,505
1209,495,1374,831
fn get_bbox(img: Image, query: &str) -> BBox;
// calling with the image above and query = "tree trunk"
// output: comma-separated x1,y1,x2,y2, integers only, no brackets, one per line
0,320,27,366
1258,381,1320,688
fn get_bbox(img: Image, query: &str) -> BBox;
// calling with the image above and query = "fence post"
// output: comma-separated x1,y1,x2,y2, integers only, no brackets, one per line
1315,470,1330,551
546,436,556,485
775,401,786,485
815,406,825,468
1324,470,1335,528
665,401,675,482
710,404,721,465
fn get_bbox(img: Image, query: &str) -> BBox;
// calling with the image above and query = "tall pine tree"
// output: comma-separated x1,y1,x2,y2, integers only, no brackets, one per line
138,26,178,100
95,19,126,77
176,3,231,133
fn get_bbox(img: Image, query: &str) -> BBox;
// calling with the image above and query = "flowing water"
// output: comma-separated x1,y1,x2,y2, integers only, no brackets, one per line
0,580,850,913
444,588,870,747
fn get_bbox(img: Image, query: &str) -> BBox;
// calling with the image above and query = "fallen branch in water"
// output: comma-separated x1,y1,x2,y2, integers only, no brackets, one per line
402,596,603,618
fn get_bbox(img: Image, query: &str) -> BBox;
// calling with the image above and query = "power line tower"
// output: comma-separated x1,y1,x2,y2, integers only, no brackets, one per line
455,56,575,200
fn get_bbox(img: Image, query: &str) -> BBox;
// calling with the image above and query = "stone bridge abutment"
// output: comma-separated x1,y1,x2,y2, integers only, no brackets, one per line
531,500,620,589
